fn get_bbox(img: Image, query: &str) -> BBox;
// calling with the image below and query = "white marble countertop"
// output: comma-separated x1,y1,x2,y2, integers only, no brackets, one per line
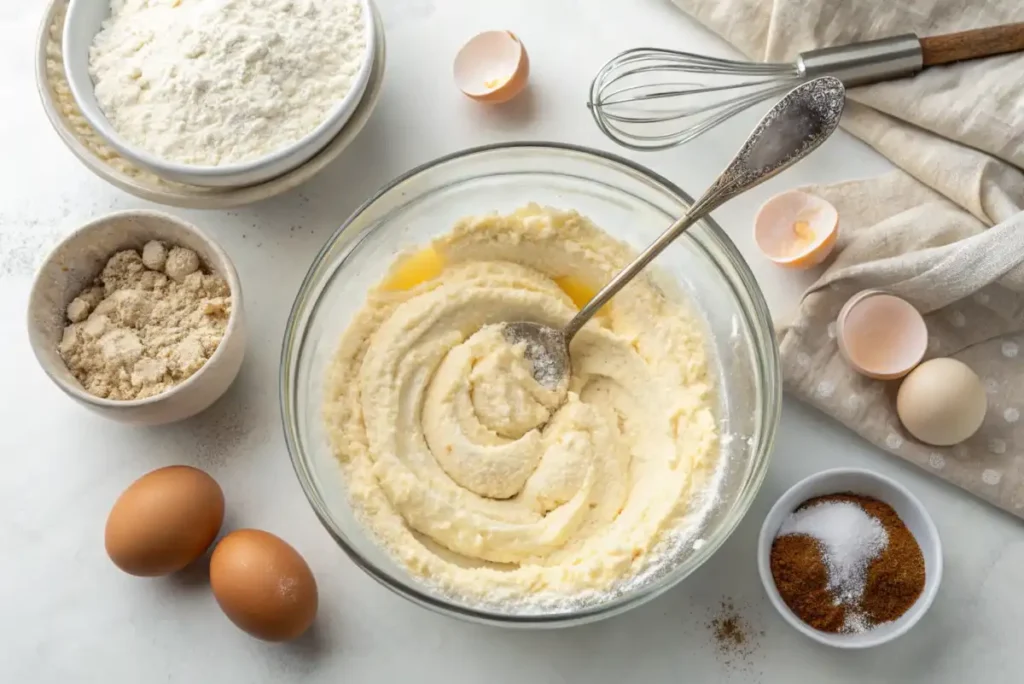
3,0,1022,681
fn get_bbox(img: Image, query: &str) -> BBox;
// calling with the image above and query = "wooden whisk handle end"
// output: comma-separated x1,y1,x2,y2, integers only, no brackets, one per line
920,22,1024,66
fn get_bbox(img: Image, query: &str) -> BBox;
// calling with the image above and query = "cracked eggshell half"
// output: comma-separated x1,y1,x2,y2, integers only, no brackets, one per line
454,31,529,104
837,291,928,380
754,190,839,269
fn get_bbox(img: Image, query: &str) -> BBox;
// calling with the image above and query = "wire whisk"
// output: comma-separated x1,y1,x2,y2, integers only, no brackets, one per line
588,24,1024,151
589,48,804,150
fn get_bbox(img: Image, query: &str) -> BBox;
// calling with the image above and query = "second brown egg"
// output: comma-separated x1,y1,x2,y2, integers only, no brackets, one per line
210,529,318,642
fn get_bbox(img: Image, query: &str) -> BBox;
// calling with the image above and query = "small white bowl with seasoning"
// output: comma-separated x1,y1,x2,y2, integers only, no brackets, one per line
27,210,246,426
757,468,942,648
61,0,376,187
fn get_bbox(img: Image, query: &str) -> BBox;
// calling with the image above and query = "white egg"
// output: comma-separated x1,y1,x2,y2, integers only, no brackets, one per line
897,358,987,446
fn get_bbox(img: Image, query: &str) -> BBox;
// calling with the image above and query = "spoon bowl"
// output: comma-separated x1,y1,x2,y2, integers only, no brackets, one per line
502,321,570,389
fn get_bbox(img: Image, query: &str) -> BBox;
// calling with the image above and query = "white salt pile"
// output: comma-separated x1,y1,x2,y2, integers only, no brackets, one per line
778,501,889,606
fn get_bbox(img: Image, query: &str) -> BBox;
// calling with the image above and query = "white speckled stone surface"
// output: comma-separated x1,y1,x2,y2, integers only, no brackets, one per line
2,0,1021,681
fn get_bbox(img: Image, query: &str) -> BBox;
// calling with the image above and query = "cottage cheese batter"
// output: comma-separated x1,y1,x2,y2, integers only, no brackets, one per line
324,206,718,605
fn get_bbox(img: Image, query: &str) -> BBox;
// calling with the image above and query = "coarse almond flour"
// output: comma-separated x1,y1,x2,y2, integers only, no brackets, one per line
59,242,231,400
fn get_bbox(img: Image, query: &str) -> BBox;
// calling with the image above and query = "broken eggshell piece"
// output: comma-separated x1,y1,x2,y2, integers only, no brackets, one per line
454,31,530,104
754,190,838,269
837,290,928,380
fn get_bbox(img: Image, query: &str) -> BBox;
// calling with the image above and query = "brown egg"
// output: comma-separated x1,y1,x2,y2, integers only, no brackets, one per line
105,465,225,577
209,529,318,642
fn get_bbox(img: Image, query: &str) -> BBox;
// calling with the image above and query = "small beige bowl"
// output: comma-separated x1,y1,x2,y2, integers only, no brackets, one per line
27,210,246,425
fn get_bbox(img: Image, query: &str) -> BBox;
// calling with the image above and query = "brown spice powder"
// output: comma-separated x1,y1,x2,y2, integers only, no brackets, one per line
712,613,746,649
770,533,847,632
707,600,762,672
856,495,926,623
769,493,925,633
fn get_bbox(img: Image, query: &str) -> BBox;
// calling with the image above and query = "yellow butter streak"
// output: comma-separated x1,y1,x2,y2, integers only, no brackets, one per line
554,275,609,315
380,248,445,291
380,250,607,317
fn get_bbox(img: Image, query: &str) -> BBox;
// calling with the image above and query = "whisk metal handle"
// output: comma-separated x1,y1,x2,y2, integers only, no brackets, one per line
798,35,923,87
798,23,1024,87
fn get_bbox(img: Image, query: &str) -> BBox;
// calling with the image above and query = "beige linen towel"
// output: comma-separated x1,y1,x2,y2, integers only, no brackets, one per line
671,0,1024,517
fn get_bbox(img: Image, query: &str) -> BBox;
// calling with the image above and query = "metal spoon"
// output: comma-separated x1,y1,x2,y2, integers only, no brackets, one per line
504,76,846,388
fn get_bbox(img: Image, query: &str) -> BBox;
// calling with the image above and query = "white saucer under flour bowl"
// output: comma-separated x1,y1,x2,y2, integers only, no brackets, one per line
36,0,386,208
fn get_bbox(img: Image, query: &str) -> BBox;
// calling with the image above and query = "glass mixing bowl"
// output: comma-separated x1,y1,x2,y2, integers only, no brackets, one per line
281,143,781,627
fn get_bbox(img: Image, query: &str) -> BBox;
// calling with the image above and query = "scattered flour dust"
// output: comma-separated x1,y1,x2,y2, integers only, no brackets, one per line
59,242,231,400
89,0,367,166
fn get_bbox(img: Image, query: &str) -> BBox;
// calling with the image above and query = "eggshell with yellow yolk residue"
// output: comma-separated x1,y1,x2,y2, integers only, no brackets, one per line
454,31,530,104
754,190,838,269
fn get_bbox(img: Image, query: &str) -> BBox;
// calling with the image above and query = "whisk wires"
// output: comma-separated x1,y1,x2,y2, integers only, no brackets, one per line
589,48,803,150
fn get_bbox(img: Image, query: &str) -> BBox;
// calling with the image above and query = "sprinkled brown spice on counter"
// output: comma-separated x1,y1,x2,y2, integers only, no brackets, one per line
707,599,763,674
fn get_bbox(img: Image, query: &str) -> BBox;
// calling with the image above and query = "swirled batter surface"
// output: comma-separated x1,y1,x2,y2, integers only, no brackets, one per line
324,206,718,605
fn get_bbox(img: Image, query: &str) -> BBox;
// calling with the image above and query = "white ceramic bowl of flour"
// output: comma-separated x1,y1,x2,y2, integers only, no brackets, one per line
27,210,247,425
61,0,376,188
757,468,942,648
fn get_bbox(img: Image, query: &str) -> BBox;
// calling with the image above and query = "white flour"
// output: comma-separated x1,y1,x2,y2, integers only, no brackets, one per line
89,0,366,166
